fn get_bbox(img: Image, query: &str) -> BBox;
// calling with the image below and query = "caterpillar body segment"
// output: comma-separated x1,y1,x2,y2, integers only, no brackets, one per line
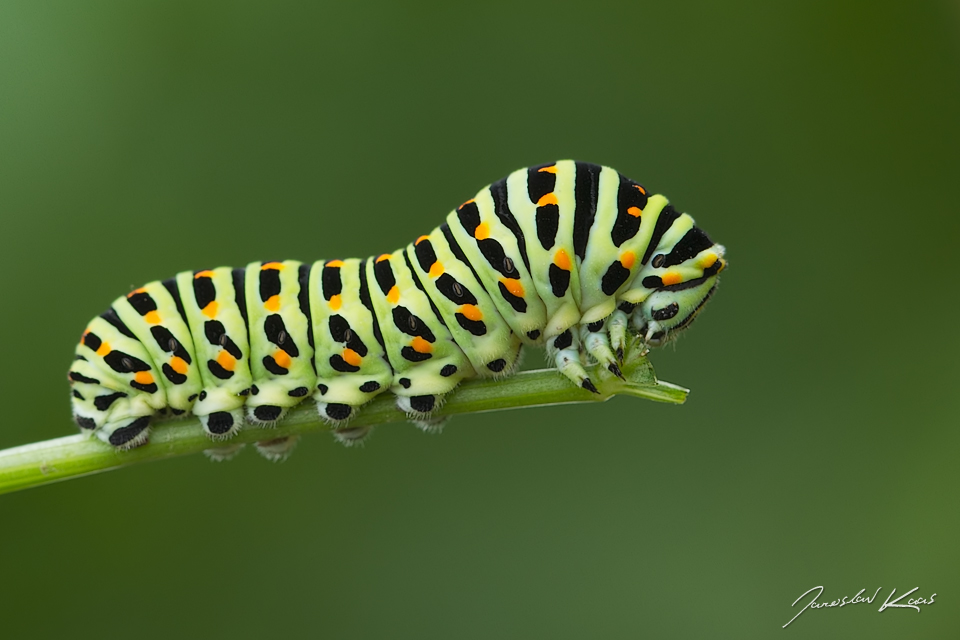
368,250,476,399
243,260,315,425
406,228,522,376
173,267,251,438
503,163,582,339
445,178,548,344
309,258,393,419
68,161,727,451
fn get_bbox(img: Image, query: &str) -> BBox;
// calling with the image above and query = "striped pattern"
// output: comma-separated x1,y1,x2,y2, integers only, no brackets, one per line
68,161,726,452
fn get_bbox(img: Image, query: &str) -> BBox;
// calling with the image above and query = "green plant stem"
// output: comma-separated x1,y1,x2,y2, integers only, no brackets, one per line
0,352,686,496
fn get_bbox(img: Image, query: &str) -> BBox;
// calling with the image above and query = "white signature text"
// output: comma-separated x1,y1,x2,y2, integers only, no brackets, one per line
783,586,936,628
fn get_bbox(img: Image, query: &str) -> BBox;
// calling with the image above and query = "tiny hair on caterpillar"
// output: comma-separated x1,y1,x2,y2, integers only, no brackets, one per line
67,160,726,458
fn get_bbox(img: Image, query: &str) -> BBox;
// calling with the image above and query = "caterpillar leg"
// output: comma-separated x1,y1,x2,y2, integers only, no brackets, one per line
315,400,375,446
247,401,289,426
316,400,357,423
546,329,599,394
70,367,158,449
396,394,449,432
246,380,318,427
190,384,248,439
630,310,662,352
198,409,245,440
96,416,153,449
606,308,631,362
246,383,314,425
313,372,393,445
580,321,624,380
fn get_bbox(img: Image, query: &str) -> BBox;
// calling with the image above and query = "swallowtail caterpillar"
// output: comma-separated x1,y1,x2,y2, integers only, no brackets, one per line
68,161,726,459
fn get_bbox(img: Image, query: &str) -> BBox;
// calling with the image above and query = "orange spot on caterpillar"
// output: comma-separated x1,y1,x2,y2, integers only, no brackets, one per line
538,165,558,174
387,286,400,304
627,206,642,218
474,222,490,240
662,272,683,286
264,295,280,312
342,348,362,367
329,294,342,310
635,184,646,195
326,259,345,268
500,278,525,297
376,254,391,263
273,349,291,369
415,235,430,245
699,253,718,269
553,249,571,271
96,342,111,357
144,310,161,325
261,262,284,271
202,301,219,318
537,193,558,207
170,356,189,375
134,371,154,385
128,288,146,297
428,261,444,278
411,336,432,354
194,270,215,279
459,199,475,209
459,304,483,321
216,351,236,372
620,251,636,269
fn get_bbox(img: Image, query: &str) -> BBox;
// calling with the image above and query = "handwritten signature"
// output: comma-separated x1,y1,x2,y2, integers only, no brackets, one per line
783,586,936,628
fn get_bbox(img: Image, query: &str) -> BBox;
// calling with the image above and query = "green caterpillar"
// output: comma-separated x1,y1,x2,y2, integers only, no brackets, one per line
68,161,726,457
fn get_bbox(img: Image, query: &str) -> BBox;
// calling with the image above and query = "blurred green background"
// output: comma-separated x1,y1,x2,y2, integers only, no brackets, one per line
1,1,958,638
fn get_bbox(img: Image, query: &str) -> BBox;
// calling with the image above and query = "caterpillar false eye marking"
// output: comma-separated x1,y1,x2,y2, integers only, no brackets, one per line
68,161,726,453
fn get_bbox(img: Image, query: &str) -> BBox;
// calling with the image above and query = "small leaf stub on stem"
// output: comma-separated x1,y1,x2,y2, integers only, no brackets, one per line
0,343,686,496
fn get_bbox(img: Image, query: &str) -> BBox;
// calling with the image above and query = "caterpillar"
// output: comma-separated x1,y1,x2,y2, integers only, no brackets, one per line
68,160,726,457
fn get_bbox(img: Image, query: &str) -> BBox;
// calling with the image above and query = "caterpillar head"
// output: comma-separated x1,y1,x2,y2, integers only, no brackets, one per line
632,245,726,347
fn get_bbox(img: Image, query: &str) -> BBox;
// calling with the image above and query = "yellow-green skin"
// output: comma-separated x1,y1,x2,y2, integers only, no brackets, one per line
68,160,726,450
